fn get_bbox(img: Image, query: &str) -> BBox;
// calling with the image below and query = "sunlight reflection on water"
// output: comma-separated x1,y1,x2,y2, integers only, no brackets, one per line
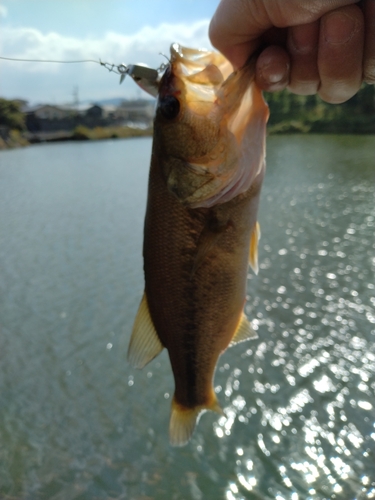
212,138,375,500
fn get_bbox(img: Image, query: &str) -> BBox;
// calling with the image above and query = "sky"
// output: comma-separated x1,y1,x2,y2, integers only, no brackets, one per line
0,0,220,105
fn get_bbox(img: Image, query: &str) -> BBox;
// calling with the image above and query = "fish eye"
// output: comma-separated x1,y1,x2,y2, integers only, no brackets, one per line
159,95,180,120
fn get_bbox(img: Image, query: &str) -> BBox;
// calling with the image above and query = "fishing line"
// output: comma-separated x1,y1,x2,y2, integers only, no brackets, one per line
0,56,98,63
0,55,126,75
0,55,167,87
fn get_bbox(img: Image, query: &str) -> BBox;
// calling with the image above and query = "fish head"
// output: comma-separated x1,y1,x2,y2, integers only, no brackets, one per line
154,43,269,208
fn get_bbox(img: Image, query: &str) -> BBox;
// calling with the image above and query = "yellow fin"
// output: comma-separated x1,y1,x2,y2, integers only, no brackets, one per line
169,395,223,447
229,312,258,346
249,221,261,275
127,292,163,369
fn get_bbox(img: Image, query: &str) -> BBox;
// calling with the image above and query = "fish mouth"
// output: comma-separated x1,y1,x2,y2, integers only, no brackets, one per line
168,43,233,115
170,43,232,80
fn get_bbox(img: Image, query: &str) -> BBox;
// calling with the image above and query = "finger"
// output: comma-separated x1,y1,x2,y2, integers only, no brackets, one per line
209,0,360,69
318,5,364,103
363,0,375,84
287,21,320,95
255,45,290,92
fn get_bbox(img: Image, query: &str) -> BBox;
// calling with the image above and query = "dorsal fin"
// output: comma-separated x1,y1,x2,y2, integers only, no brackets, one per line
249,221,261,275
127,292,164,369
229,312,258,346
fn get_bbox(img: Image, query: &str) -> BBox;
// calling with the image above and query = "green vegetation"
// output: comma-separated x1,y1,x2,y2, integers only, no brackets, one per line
265,84,375,134
0,98,25,130
0,98,28,149
0,129,29,149
71,125,152,141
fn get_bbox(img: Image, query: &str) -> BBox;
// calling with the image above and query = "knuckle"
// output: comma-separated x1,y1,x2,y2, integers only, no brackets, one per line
208,18,220,48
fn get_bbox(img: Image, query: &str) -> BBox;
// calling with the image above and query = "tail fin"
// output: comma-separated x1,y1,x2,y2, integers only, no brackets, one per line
169,395,223,447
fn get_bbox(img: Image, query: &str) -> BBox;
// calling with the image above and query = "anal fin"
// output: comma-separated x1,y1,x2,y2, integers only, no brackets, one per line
249,221,261,275
229,312,258,346
127,292,163,369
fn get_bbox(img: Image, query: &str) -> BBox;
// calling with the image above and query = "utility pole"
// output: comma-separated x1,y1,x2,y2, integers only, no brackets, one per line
73,86,79,114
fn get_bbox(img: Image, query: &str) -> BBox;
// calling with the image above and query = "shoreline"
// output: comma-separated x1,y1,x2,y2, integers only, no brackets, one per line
1,121,374,150
0,125,153,150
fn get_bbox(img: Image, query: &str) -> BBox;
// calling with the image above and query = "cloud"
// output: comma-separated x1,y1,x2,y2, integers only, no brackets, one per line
1,19,211,71
0,20,212,102
0,5,7,18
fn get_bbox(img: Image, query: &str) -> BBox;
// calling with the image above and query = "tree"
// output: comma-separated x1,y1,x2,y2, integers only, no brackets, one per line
0,99,25,130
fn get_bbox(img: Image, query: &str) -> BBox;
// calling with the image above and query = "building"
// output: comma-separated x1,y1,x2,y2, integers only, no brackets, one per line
24,99,155,133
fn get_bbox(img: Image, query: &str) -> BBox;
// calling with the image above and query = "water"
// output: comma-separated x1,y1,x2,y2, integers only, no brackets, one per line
0,135,374,500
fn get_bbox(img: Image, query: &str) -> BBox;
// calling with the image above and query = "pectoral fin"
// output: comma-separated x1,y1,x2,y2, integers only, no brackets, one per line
249,222,261,275
127,292,164,369
229,312,258,346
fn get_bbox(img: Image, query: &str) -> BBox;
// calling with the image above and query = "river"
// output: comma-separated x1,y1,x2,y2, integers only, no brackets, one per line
0,135,374,499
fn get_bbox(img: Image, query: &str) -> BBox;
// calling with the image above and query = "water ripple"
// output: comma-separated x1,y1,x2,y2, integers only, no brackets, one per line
218,136,375,500
1,136,374,499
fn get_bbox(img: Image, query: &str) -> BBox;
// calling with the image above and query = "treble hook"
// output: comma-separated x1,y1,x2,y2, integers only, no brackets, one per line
117,64,128,84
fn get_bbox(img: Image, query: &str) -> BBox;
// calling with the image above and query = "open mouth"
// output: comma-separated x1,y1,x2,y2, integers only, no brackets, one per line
169,43,233,114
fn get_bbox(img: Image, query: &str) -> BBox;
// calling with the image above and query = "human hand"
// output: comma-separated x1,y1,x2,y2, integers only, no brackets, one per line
209,0,375,103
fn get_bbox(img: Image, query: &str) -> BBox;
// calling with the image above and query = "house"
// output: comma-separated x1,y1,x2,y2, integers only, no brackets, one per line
116,99,155,125
23,99,155,133
25,104,76,132
26,104,75,120
85,104,103,120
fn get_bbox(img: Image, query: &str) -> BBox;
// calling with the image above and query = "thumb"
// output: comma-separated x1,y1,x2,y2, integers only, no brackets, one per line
209,0,360,68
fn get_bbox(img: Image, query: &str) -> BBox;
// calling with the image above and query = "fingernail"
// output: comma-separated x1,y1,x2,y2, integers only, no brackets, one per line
323,11,357,45
268,72,284,84
258,60,287,84
257,66,288,91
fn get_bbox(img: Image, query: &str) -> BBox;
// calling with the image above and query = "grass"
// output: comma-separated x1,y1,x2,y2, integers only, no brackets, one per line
0,129,29,149
1,115,373,151
71,125,152,141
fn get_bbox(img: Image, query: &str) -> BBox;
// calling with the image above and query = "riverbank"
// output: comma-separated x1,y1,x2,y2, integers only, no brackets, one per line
267,114,375,134
1,118,374,150
0,125,153,150
0,129,30,149
1,83,374,150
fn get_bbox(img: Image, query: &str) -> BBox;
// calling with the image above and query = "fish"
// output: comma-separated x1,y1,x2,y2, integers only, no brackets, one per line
127,43,269,446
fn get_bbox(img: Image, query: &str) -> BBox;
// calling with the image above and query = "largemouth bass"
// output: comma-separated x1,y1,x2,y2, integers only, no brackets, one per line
128,43,269,446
